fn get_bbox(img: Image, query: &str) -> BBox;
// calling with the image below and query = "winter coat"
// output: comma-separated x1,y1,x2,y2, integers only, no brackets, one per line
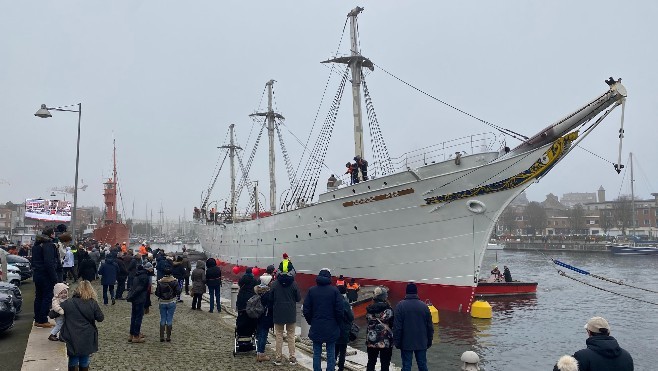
156,258,172,280
270,273,301,324
302,271,343,343
98,257,119,285
191,260,206,295
127,256,139,279
393,294,434,351
182,254,192,276
573,335,633,371
78,258,97,282
88,250,101,265
336,295,355,345
126,269,150,306
60,296,104,356
63,248,75,268
172,261,186,280
115,257,129,279
51,283,69,315
205,258,222,288
237,273,259,311
255,284,274,329
31,234,59,283
365,299,394,348
155,275,181,304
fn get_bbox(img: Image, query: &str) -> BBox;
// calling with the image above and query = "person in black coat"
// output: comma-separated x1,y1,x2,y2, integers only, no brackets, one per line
31,228,60,327
237,267,259,311
571,316,633,371
171,256,186,302
335,285,355,371
98,255,119,305
393,283,433,371
303,268,343,371
77,251,97,282
126,266,150,343
126,253,140,290
205,258,222,313
115,253,129,300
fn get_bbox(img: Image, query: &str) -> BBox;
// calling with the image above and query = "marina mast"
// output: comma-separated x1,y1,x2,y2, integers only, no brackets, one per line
250,80,284,213
219,124,242,222
630,152,635,236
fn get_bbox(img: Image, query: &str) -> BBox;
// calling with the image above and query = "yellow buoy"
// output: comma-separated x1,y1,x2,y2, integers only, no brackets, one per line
426,300,440,324
470,300,492,319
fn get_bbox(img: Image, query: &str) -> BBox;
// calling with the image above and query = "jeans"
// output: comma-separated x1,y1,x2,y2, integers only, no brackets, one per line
366,347,393,371
208,286,221,312
50,316,64,336
313,341,335,371
68,354,90,367
33,274,54,323
116,276,126,298
401,349,428,371
335,343,347,371
192,293,202,309
130,302,145,336
102,284,115,304
274,323,296,358
159,301,176,326
256,324,269,353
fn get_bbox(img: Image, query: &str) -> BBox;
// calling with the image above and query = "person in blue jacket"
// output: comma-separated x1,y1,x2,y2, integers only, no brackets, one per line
303,268,343,371
393,282,434,371
97,253,119,305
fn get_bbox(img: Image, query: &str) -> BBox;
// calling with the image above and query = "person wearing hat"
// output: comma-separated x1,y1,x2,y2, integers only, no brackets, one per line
393,282,433,371
270,271,301,365
366,286,394,371
254,273,274,362
278,253,295,275
303,268,343,371
155,266,181,342
126,265,150,343
571,316,633,370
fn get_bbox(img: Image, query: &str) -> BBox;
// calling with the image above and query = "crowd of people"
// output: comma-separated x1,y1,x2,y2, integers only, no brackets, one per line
25,225,634,371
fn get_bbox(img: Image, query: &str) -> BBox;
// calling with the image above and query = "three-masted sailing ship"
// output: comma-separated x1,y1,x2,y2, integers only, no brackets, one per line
195,7,628,313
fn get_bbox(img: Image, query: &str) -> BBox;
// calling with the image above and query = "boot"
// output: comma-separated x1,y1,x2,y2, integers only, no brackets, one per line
165,325,172,342
160,325,165,342
80,367,89,371
68,367,78,371
131,335,145,343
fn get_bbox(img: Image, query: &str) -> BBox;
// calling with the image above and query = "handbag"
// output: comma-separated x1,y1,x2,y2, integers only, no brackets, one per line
48,309,61,319
349,323,360,342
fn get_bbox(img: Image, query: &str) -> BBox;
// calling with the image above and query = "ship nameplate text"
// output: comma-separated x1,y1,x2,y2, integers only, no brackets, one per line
343,188,415,207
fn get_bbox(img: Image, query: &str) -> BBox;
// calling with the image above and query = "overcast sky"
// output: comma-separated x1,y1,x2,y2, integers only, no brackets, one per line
1,1,656,221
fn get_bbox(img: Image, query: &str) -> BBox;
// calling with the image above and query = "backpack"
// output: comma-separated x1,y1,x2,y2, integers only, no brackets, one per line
156,280,175,301
245,294,265,319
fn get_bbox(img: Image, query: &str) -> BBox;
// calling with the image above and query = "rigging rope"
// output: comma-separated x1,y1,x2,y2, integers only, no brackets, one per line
201,150,228,209
275,121,296,189
372,62,529,141
361,72,394,175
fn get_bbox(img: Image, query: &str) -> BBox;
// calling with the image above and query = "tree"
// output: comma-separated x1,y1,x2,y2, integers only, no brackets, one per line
569,204,586,234
600,209,614,236
524,202,547,235
498,206,517,235
613,196,633,235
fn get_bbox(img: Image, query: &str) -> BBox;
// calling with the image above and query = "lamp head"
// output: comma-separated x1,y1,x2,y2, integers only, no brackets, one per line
35,104,52,118
50,192,56,197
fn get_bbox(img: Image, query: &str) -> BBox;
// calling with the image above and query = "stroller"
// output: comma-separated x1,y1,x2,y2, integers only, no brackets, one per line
232,310,258,356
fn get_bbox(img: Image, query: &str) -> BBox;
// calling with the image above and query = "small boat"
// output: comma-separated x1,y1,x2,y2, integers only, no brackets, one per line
609,244,658,255
475,281,538,296
487,242,505,250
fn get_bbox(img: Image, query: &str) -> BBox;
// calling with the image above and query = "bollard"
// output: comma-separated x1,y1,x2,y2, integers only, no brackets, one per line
230,281,239,310
299,305,309,338
460,350,480,370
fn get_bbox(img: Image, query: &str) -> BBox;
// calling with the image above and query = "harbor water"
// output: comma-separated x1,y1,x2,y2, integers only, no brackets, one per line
153,244,654,369
352,250,656,370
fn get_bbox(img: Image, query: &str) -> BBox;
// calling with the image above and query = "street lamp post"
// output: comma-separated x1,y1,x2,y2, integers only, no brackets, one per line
35,103,82,242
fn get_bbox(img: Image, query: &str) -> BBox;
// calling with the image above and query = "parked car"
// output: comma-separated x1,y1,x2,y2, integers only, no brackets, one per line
0,292,16,333
0,282,21,314
5,254,32,281
5,264,22,286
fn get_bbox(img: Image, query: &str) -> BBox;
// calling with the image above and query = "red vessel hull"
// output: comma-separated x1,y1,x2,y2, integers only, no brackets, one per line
218,263,477,313
93,223,130,247
474,282,538,296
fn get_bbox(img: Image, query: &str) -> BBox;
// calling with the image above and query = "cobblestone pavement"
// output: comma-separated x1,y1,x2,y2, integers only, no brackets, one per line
89,283,310,371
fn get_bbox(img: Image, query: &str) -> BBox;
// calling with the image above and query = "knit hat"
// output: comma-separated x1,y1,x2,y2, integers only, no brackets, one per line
260,273,272,286
282,253,289,259
584,316,610,334
163,267,172,276
319,268,331,277
406,282,418,295
374,286,388,301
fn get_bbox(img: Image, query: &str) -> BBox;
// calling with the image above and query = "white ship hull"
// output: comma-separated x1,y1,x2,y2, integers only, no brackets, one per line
196,139,566,312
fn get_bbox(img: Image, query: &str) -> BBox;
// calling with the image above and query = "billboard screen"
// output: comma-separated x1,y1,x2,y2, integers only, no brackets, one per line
25,198,72,222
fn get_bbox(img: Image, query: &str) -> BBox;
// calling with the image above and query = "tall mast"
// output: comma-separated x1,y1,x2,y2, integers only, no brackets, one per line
348,6,365,160
322,7,373,161
219,124,242,222
630,152,635,236
250,80,284,213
